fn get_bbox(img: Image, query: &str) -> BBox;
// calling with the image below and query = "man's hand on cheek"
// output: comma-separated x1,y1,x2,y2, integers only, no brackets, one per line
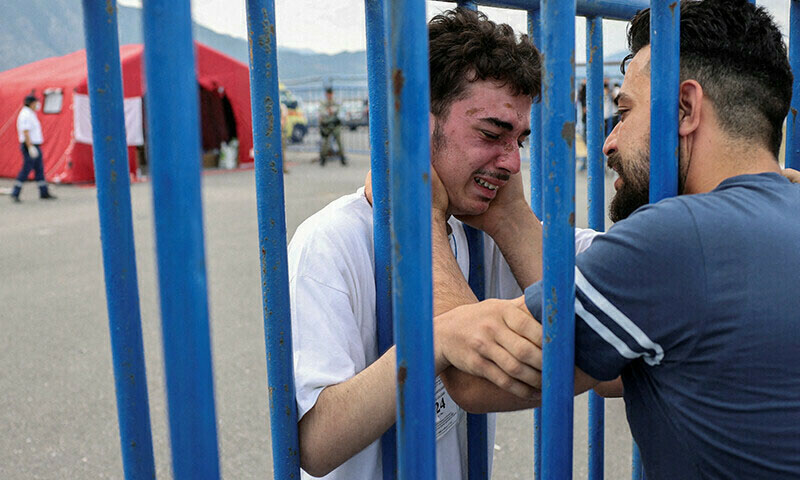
456,171,528,236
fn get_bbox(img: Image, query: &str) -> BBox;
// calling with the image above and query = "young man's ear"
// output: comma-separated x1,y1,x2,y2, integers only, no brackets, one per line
678,79,703,137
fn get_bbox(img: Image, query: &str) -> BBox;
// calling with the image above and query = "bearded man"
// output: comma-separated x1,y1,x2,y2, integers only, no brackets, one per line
438,1,800,478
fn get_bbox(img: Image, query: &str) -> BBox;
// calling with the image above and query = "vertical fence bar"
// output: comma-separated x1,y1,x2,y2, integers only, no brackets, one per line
540,1,577,479
80,1,155,479
464,225,488,480
458,7,487,477
386,0,436,478
649,0,680,203
528,9,543,220
466,399,489,480
458,6,486,477
632,442,644,479
244,1,301,478
365,1,396,479
787,0,800,170
643,2,681,478
527,9,543,479
142,1,220,478
585,14,606,480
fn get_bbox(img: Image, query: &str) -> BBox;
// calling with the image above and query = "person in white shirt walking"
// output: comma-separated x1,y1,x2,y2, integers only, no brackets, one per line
11,94,56,202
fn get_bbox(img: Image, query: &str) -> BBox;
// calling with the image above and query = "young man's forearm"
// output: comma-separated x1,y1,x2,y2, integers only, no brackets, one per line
431,213,478,315
440,367,541,413
486,207,543,290
298,348,398,477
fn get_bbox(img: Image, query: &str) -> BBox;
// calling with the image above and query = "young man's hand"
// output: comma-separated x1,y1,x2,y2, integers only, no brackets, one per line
782,168,800,184
364,167,449,223
456,172,530,238
434,296,542,399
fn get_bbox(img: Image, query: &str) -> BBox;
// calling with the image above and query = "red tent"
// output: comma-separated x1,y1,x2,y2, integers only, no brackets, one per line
0,43,253,183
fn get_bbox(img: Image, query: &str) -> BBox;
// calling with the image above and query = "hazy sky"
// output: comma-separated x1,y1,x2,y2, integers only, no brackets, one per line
117,0,790,62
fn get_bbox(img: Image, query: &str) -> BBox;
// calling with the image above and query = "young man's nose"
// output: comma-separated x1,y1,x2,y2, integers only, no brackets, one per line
496,145,521,174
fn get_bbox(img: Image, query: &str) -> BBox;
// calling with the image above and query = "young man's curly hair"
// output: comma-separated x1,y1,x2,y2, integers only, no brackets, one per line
625,0,792,156
428,8,542,119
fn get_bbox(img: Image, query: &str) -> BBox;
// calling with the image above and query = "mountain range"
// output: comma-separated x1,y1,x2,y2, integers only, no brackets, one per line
0,0,366,80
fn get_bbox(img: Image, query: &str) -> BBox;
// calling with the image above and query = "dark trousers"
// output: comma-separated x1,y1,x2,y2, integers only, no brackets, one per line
320,124,346,165
12,144,49,197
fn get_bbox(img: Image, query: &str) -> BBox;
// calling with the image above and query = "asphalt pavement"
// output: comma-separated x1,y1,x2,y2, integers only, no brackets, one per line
0,144,634,479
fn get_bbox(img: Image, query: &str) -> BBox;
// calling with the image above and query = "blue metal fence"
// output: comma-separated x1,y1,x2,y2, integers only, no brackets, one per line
364,2,397,480
386,2,437,478
141,0,221,478
585,13,606,480
539,2,578,478
245,1,301,478
80,2,155,479
788,0,800,170
82,0,788,479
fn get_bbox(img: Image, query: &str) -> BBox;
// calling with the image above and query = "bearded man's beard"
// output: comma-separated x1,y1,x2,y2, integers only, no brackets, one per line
608,150,651,223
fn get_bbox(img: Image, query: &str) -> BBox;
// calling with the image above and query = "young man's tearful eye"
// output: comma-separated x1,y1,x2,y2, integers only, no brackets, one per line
481,130,500,141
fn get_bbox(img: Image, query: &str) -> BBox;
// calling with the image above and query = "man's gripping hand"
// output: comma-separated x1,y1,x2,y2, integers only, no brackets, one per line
435,296,542,399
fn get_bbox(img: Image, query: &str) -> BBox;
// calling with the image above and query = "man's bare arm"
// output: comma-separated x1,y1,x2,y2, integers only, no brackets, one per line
426,168,546,410
298,348,397,477
593,377,624,397
441,297,606,411
449,367,607,413
301,173,535,475
300,261,548,475
436,296,545,411
488,207,543,289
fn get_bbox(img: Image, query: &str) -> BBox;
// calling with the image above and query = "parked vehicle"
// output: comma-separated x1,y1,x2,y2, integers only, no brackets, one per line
342,99,369,130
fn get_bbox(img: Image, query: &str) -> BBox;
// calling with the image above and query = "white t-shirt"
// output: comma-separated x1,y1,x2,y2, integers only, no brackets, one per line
288,187,599,480
17,106,43,144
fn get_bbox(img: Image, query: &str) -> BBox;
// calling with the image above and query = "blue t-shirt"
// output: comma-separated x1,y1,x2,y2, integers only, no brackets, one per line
525,173,800,479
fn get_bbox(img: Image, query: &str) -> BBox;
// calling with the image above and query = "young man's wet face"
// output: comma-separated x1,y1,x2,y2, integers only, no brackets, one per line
603,46,652,222
430,80,532,216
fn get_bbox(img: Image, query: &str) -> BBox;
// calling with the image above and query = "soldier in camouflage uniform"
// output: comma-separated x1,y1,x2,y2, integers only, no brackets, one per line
319,87,347,166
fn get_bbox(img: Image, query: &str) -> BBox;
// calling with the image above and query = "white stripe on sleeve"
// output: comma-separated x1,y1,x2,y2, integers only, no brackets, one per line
575,297,640,361
575,266,664,365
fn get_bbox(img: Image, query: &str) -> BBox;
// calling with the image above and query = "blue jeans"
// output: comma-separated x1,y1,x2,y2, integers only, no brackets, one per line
12,144,48,197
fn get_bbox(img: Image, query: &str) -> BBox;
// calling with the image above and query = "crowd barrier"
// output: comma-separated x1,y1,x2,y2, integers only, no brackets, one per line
80,0,798,479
